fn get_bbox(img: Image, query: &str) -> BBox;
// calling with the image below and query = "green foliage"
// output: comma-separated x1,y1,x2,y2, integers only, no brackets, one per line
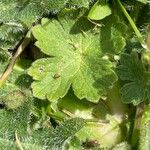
0,0,69,50
0,101,32,150
76,117,124,149
88,0,112,20
56,88,128,149
0,0,93,51
0,101,51,150
0,96,86,149
28,9,117,103
48,118,86,149
117,52,150,105
100,15,127,54
0,59,32,109
0,22,26,50
0,0,67,24
0,0,150,149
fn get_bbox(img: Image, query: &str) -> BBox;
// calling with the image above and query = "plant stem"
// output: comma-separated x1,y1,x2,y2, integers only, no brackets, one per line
131,103,144,149
116,0,146,48
0,31,31,87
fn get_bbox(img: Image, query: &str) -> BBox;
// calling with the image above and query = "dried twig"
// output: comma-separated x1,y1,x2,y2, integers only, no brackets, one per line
0,31,31,87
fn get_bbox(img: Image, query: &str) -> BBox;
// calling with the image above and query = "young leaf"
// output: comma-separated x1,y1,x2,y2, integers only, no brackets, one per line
88,0,112,20
28,9,117,103
117,52,150,105
100,15,127,54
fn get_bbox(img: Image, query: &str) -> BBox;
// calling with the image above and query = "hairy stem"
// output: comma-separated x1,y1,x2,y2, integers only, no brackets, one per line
0,31,31,87
131,103,144,149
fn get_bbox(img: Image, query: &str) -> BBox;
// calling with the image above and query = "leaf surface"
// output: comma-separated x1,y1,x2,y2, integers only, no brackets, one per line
48,118,86,149
88,0,112,20
100,15,127,54
28,9,117,102
117,52,150,105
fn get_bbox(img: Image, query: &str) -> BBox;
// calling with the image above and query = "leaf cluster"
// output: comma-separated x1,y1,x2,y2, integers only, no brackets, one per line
0,0,150,149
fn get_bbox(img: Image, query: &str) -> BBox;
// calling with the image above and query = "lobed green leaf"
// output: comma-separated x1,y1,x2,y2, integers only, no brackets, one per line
28,9,117,103
117,52,150,105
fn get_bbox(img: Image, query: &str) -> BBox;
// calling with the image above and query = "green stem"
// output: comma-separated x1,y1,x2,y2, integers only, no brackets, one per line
127,106,136,144
116,0,145,47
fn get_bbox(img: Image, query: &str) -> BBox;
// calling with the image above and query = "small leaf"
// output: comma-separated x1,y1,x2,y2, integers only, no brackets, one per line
117,52,150,105
88,0,112,20
100,15,127,54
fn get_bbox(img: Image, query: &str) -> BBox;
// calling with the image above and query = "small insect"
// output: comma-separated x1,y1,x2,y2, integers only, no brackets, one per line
53,74,61,79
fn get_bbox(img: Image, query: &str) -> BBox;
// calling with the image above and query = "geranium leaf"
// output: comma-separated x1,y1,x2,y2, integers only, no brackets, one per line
117,52,150,105
28,9,117,102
